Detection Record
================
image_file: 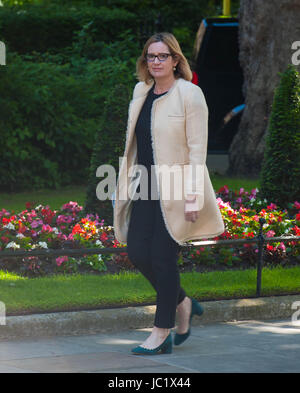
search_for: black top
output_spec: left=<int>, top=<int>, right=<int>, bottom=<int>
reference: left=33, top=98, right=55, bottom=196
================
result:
left=134, top=84, right=168, bottom=199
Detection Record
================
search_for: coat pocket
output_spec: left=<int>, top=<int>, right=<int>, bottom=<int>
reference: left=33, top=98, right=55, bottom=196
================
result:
left=168, top=114, right=185, bottom=120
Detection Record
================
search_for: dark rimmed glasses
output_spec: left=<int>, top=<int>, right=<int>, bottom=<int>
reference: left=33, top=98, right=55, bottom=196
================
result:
left=146, top=53, right=173, bottom=62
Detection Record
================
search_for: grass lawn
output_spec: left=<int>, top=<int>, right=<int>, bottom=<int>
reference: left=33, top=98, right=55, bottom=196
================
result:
left=0, top=175, right=259, bottom=214
left=0, top=185, right=87, bottom=214
left=1, top=266, right=299, bottom=316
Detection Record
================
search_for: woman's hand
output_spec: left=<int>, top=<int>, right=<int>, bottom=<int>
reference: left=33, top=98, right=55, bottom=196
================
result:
left=184, top=194, right=199, bottom=223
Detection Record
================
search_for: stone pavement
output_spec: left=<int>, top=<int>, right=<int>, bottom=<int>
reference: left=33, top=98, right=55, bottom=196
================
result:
left=0, top=319, right=299, bottom=374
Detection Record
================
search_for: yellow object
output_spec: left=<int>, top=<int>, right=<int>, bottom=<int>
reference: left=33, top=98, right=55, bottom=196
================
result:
left=223, top=0, right=231, bottom=16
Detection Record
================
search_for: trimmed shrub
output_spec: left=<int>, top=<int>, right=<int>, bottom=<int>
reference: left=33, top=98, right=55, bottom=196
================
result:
left=259, top=64, right=300, bottom=208
left=83, top=50, right=139, bottom=224
left=0, top=4, right=135, bottom=54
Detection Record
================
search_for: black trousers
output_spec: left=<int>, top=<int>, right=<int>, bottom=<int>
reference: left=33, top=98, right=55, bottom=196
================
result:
left=127, top=198, right=187, bottom=328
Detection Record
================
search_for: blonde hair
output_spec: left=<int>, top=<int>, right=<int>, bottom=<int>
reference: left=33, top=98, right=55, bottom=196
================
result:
left=136, top=32, right=193, bottom=84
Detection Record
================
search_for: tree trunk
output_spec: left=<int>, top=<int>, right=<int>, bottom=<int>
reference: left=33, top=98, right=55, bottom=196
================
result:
left=227, top=0, right=300, bottom=177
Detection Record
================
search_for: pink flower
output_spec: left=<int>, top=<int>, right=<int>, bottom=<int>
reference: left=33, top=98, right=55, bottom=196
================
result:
left=56, top=215, right=74, bottom=225
left=56, top=256, right=68, bottom=267
left=61, top=201, right=83, bottom=213
left=218, top=185, right=229, bottom=194
left=31, top=219, right=43, bottom=228
left=267, top=203, right=278, bottom=210
left=236, top=197, right=242, bottom=203
left=266, top=230, right=275, bottom=238
left=216, top=198, right=232, bottom=209
left=239, top=187, right=244, bottom=195
left=278, top=242, right=286, bottom=251
left=57, top=233, right=68, bottom=241
left=42, top=224, right=52, bottom=233
left=294, top=201, right=300, bottom=210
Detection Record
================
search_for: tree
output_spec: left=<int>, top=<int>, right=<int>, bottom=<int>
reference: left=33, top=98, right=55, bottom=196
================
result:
left=227, top=0, right=300, bottom=177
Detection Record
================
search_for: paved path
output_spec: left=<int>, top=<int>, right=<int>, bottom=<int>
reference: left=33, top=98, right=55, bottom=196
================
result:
left=0, top=319, right=299, bottom=374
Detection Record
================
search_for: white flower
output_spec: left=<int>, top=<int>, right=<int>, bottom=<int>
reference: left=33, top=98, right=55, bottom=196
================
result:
left=6, top=241, right=20, bottom=249
left=16, top=233, right=25, bottom=239
left=38, top=241, right=48, bottom=249
left=52, top=227, right=59, bottom=234
left=95, top=240, right=103, bottom=246
left=3, top=222, right=15, bottom=230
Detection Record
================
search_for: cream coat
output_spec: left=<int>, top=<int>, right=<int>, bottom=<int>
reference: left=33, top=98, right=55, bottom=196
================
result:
left=113, top=77, right=225, bottom=245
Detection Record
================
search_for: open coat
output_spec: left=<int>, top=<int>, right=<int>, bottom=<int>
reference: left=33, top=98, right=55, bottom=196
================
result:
left=113, top=77, right=225, bottom=245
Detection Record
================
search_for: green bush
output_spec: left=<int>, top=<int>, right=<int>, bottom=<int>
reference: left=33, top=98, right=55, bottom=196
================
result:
left=0, top=4, right=135, bottom=54
left=84, top=34, right=140, bottom=224
left=259, top=64, right=300, bottom=208
left=0, top=51, right=101, bottom=191
left=0, top=29, right=140, bottom=193
left=0, top=0, right=229, bottom=59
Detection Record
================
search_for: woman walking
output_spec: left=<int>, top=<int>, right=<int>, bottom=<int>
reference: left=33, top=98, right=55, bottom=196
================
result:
left=113, top=32, right=224, bottom=355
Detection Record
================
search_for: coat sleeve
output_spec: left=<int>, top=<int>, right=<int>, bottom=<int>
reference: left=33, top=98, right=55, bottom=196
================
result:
left=184, top=84, right=209, bottom=210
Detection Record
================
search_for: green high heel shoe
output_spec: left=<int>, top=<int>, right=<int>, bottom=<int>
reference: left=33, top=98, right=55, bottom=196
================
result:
left=174, top=298, right=204, bottom=346
left=131, top=333, right=172, bottom=355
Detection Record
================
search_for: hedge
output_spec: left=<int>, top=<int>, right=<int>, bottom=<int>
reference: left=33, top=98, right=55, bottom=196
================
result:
left=0, top=4, right=136, bottom=54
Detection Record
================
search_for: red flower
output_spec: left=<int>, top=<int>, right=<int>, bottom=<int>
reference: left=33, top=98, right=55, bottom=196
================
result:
left=294, top=201, right=300, bottom=210
left=72, top=223, right=85, bottom=235
left=100, top=232, right=108, bottom=242
left=41, top=208, right=56, bottom=224
left=292, top=225, right=300, bottom=236
left=18, top=220, right=26, bottom=234
left=218, top=185, right=229, bottom=194
left=296, top=213, right=300, bottom=222
left=25, top=202, right=32, bottom=210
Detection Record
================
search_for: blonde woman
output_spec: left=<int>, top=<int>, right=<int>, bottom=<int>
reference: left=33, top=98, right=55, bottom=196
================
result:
left=113, top=32, right=224, bottom=355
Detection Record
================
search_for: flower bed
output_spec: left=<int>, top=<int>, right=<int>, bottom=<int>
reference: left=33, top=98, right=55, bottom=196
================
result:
left=0, top=187, right=299, bottom=277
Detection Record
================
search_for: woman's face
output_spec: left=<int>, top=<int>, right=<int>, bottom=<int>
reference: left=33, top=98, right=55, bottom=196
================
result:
left=146, top=41, right=178, bottom=81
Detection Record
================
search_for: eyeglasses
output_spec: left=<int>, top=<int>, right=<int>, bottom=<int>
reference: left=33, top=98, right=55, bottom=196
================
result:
left=146, top=53, right=173, bottom=62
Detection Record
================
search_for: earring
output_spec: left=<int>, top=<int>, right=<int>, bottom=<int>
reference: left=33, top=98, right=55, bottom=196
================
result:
left=173, top=66, right=176, bottom=71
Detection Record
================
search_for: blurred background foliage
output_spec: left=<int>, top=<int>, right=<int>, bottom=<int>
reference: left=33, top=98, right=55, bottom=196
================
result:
left=0, top=0, right=240, bottom=221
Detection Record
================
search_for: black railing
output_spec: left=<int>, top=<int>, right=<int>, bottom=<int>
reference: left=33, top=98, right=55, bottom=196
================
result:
left=1, top=218, right=299, bottom=297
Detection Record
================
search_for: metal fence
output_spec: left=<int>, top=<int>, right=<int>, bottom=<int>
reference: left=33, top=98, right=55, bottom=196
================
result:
left=1, top=217, right=299, bottom=297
